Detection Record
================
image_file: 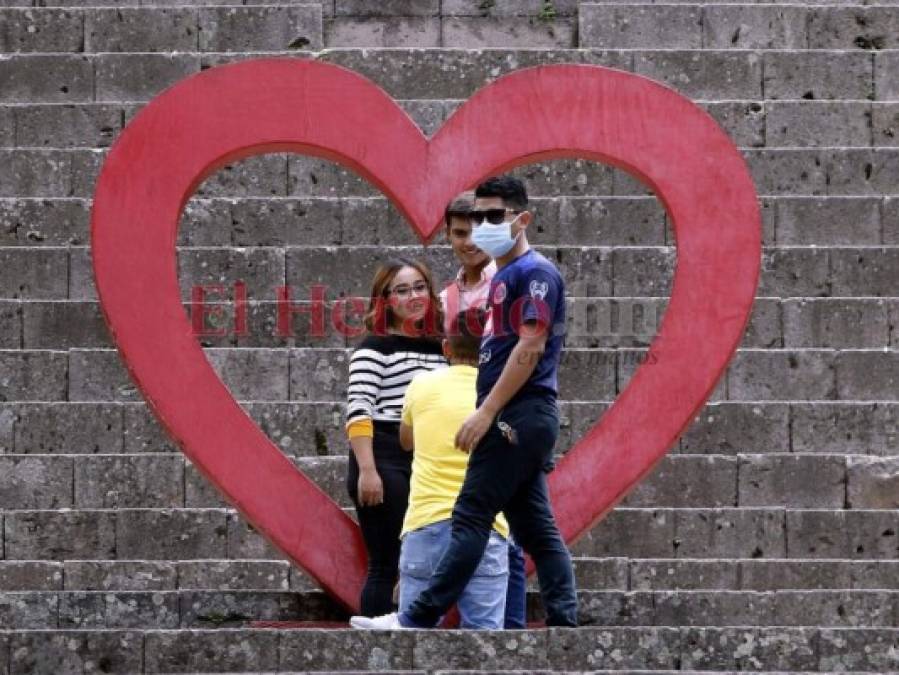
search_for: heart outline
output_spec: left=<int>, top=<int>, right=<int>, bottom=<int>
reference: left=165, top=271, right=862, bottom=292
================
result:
left=91, top=58, right=760, bottom=612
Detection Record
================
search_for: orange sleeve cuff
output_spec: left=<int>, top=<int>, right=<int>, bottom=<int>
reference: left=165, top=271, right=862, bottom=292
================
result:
left=346, top=418, right=374, bottom=439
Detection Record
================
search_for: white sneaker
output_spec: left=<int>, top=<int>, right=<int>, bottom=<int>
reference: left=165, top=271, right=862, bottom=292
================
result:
left=349, top=612, right=408, bottom=630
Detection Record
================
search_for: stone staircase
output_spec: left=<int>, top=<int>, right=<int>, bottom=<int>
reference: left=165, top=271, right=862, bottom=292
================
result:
left=1, top=0, right=899, bottom=672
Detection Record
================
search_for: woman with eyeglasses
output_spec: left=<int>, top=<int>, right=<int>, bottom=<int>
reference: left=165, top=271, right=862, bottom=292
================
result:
left=345, top=257, right=447, bottom=617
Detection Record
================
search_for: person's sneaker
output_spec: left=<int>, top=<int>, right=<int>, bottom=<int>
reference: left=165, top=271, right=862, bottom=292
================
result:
left=349, top=612, right=408, bottom=630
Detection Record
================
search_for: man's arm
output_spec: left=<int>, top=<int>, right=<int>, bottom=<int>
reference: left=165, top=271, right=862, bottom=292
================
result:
left=399, top=422, right=414, bottom=451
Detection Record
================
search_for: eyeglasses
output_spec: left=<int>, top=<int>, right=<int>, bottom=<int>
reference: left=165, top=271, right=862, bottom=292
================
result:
left=467, top=208, right=521, bottom=227
left=388, top=281, right=429, bottom=299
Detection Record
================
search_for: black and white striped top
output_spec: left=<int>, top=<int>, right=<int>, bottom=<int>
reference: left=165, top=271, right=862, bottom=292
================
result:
left=346, top=334, right=447, bottom=425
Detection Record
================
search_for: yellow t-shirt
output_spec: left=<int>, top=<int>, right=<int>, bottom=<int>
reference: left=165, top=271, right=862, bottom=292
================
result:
left=400, top=364, right=509, bottom=538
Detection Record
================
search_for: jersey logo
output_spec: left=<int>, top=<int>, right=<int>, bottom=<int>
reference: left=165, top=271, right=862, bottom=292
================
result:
left=492, top=282, right=507, bottom=305
left=529, top=279, right=549, bottom=300
left=479, top=349, right=491, bottom=365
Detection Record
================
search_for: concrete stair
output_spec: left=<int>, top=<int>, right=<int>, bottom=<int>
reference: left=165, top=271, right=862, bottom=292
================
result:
left=0, top=0, right=898, bottom=672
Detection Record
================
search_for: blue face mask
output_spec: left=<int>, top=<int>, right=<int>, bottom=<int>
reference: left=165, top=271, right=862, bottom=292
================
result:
left=471, top=213, right=521, bottom=258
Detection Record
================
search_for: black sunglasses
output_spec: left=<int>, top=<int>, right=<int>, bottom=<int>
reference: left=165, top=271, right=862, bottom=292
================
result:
left=467, top=208, right=520, bottom=226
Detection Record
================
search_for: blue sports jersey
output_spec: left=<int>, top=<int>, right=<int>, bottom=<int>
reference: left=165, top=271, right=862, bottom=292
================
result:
left=476, top=249, right=566, bottom=406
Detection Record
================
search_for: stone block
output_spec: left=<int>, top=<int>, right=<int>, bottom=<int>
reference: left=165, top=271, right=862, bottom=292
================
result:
left=557, top=350, right=616, bottom=401
left=679, top=402, right=789, bottom=455
left=772, top=590, right=892, bottom=628
left=70, top=148, right=105, bottom=198
left=653, top=590, right=774, bottom=627
left=766, top=101, right=872, bottom=147
left=15, top=103, right=122, bottom=148
left=63, top=561, right=177, bottom=590
left=739, top=559, right=851, bottom=591
left=180, top=589, right=333, bottom=627
left=23, top=301, right=112, bottom=349
left=0, top=302, right=22, bottom=349
left=280, top=629, right=415, bottom=671
left=783, top=299, right=888, bottom=348
left=610, top=247, right=672, bottom=297
left=244, top=402, right=345, bottom=457
left=0, top=561, right=62, bottom=590
left=335, top=0, right=438, bottom=16
left=443, top=0, right=579, bottom=16
left=144, top=629, right=278, bottom=673
left=875, top=51, right=899, bottom=101
left=763, top=51, right=873, bottom=101
left=825, top=148, right=899, bottom=196
left=758, top=247, right=830, bottom=297
left=10, top=630, right=144, bottom=674
left=178, top=198, right=232, bottom=246
left=117, top=509, right=228, bottom=559
left=341, top=197, right=421, bottom=247
left=738, top=454, right=846, bottom=508
left=0, top=54, right=94, bottom=103
left=86, top=7, right=197, bottom=52
left=199, top=6, right=323, bottom=51
left=59, top=589, right=179, bottom=629
left=184, top=459, right=229, bottom=508
left=704, top=5, right=806, bottom=49
left=0, top=149, right=72, bottom=197
left=874, top=103, right=899, bottom=147
left=745, top=149, right=826, bottom=196
left=702, top=100, right=765, bottom=148
left=442, top=16, right=574, bottom=49
left=836, top=351, right=899, bottom=400
left=226, top=511, right=284, bottom=559
left=0, top=106, right=14, bottom=146
left=786, top=510, right=898, bottom=558
left=0, top=199, right=90, bottom=246
left=68, top=349, right=139, bottom=402
left=681, top=627, right=817, bottom=671
left=580, top=4, right=700, bottom=49
left=776, top=197, right=881, bottom=245
left=0, top=591, right=56, bottom=628
left=74, top=454, right=185, bottom=508
left=413, top=630, right=547, bottom=670
left=673, top=508, right=786, bottom=558
left=565, top=298, right=664, bottom=349
left=727, top=350, right=836, bottom=401
left=229, top=198, right=340, bottom=247
left=0, top=455, right=73, bottom=509
left=0, top=405, right=14, bottom=453
left=398, top=99, right=459, bottom=139
left=792, top=402, right=899, bottom=455
left=0, top=351, right=67, bottom=401
left=634, top=51, right=762, bottom=99
left=287, top=155, right=377, bottom=197
left=123, top=402, right=179, bottom=453
left=818, top=628, right=899, bottom=672
left=808, top=6, right=899, bottom=49
left=741, top=297, right=782, bottom=349
left=549, top=626, right=678, bottom=668
left=568, top=558, right=628, bottom=591
left=5, top=510, right=116, bottom=559
left=177, top=248, right=285, bottom=302
left=95, top=53, right=200, bottom=102
left=850, top=561, right=899, bottom=589
left=326, top=16, right=439, bottom=48
left=574, top=508, right=675, bottom=558
left=630, top=560, right=738, bottom=591
left=288, top=348, right=348, bottom=401
left=847, top=456, right=899, bottom=509
left=830, top=247, right=899, bottom=296
left=209, top=348, right=291, bottom=401
left=532, top=196, right=665, bottom=246
left=0, top=8, right=83, bottom=52
left=513, top=158, right=616, bottom=198
left=15, top=402, right=123, bottom=454
left=177, top=560, right=290, bottom=591
left=196, top=153, right=289, bottom=197
left=622, top=455, right=737, bottom=508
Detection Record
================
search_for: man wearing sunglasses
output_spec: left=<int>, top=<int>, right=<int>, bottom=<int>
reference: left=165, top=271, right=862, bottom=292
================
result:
left=352, top=175, right=577, bottom=630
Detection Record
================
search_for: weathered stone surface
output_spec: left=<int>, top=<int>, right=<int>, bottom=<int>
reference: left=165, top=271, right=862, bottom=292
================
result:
left=116, top=509, right=228, bottom=559
left=199, top=5, right=323, bottom=51
left=16, top=104, right=121, bottom=148
left=580, top=4, right=700, bottom=49
left=180, top=589, right=336, bottom=627
left=59, top=589, right=180, bottom=629
left=5, top=511, right=116, bottom=559
left=10, top=630, right=143, bottom=673
left=226, top=511, right=284, bottom=559
left=178, top=198, right=232, bottom=246
left=634, top=51, right=762, bottom=99
left=177, top=560, right=290, bottom=591
left=766, top=101, right=872, bottom=148
left=281, top=629, right=415, bottom=671
left=758, top=248, right=830, bottom=297
left=740, top=559, right=851, bottom=591
left=808, top=6, right=899, bottom=50
left=574, top=509, right=675, bottom=558
left=64, top=560, right=177, bottom=591
left=630, top=560, right=738, bottom=591
left=0, top=302, right=21, bottom=349
left=745, top=149, right=826, bottom=196
left=94, top=53, right=200, bottom=102
left=847, top=456, right=899, bottom=508
left=533, top=196, right=665, bottom=246
left=0, top=8, right=83, bottom=52
left=74, top=454, right=185, bottom=508
left=144, top=629, right=279, bottom=673
left=674, top=508, right=786, bottom=559
left=703, top=100, right=765, bottom=148
left=609, top=247, right=672, bottom=297
left=243, top=401, right=346, bottom=457
left=414, top=630, right=548, bottom=670
left=680, top=403, right=789, bottom=455
left=0, top=150, right=71, bottom=198
left=326, top=16, right=439, bottom=48
left=335, top=0, right=438, bottom=16
left=819, top=627, right=899, bottom=672
left=13, top=403, right=122, bottom=454
left=875, top=51, right=899, bottom=101
left=288, top=348, right=348, bottom=401
left=775, top=197, right=881, bottom=245
left=791, top=403, right=899, bottom=455
left=0, top=54, right=93, bottom=103
left=123, top=403, right=179, bottom=453
left=783, top=299, right=887, bottom=348
left=68, top=349, right=140, bottom=402
left=548, top=626, right=679, bottom=669
left=831, top=248, right=899, bottom=296
left=557, top=349, right=617, bottom=401
left=704, top=5, right=806, bottom=49
left=764, top=51, right=873, bottom=101
left=23, top=301, right=112, bottom=349
left=727, top=350, right=836, bottom=401
left=0, top=351, right=67, bottom=402
left=444, top=0, right=579, bottom=16
left=825, top=149, right=899, bottom=197
left=622, top=455, right=737, bottom=508
left=875, top=103, right=899, bottom=146
left=836, top=351, right=899, bottom=400
left=738, top=454, right=846, bottom=508
left=0, top=199, right=89, bottom=249
left=849, top=560, right=899, bottom=589
left=0, top=455, right=73, bottom=509
left=204, top=348, right=290, bottom=401
left=787, top=510, right=898, bottom=558
left=0, top=561, right=62, bottom=591
left=741, top=298, right=782, bottom=349
left=178, top=247, right=285, bottom=302
left=681, top=627, right=817, bottom=671
left=85, top=7, right=197, bottom=52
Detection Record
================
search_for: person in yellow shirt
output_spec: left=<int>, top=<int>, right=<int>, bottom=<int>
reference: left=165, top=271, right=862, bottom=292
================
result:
left=397, top=309, right=510, bottom=629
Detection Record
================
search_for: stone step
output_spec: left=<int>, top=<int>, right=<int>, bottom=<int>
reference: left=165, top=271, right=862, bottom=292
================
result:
left=1, top=452, right=896, bottom=511
left=2, top=588, right=899, bottom=629
left=2, top=557, right=898, bottom=593
left=2, top=507, right=896, bottom=561
left=0, top=400, right=896, bottom=457
left=0, top=626, right=896, bottom=673
left=0, top=50, right=895, bottom=104
left=579, top=3, right=899, bottom=50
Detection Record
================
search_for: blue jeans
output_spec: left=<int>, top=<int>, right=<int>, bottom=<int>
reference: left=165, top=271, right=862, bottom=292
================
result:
left=401, top=394, right=577, bottom=628
left=504, top=539, right=527, bottom=628
left=398, top=519, right=509, bottom=629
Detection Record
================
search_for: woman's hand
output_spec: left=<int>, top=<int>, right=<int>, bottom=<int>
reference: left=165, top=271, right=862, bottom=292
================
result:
left=358, top=467, right=384, bottom=507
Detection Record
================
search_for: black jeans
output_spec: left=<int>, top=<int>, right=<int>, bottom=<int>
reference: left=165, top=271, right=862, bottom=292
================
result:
left=346, top=421, right=411, bottom=617
left=402, top=394, right=578, bottom=627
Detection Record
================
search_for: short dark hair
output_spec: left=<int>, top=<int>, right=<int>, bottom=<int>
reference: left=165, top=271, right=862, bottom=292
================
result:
left=447, top=309, right=485, bottom=361
left=444, top=190, right=475, bottom=228
left=474, top=175, right=528, bottom=211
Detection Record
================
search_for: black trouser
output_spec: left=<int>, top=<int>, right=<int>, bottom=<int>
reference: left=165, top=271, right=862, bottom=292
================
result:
left=346, top=420, right=411, bottom=617
left=402, top=394, right=578, bottom=627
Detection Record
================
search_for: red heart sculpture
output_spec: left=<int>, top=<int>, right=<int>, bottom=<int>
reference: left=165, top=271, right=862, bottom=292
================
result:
left=91, top=59, right=760, bottom=612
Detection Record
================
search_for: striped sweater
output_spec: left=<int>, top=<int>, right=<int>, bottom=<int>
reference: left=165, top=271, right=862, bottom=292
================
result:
left=346, top=334, right=447, bottom=428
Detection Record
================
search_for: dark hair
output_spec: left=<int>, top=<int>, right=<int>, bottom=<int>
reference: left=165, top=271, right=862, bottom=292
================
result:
left=363, top=257, right=444, bottom=336
left=446, top=309, right=485, bottom=361
left=444, top=190, right=475, bottom=228
left=474, top=175, right=528, bottom=211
